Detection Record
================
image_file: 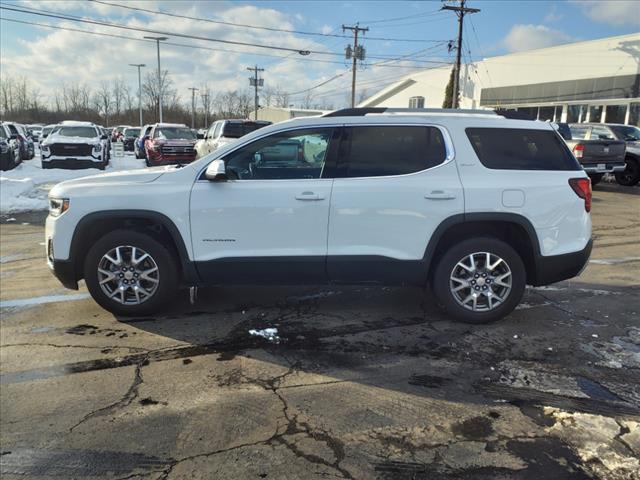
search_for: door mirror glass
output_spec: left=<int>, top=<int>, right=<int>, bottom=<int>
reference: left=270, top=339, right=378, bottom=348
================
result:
left=205, top=159, right=227, bottom=181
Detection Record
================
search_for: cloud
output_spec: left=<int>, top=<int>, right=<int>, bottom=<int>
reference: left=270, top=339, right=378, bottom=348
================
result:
left=320, top=24, right=333, bottom=35
left=0, top=1, right=346, bottom=109
left=503, top=24, right=574, bottom=53
left=544, top=5, right=563, bottom=23
left=571, top=0, right=640, bottom=26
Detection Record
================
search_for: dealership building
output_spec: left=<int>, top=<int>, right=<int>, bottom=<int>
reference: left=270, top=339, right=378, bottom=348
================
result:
left=360, top=32, right=639, bottom=126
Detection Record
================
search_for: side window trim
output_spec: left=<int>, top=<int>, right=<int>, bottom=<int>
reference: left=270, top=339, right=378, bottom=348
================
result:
left=334, top=124, right=454, bottom=180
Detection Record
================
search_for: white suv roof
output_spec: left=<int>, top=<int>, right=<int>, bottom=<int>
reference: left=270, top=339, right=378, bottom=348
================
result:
left=60, top=120, right=96, bottom=126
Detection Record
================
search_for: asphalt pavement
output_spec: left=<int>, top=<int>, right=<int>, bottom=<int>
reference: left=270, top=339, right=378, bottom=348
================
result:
left=1, top=183, right=639, bottom=480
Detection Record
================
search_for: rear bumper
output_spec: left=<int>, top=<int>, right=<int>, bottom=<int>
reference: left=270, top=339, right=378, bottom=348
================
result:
left=582, top=162, right=626, bottom=173
left=532, top=239, right=593, bottom=286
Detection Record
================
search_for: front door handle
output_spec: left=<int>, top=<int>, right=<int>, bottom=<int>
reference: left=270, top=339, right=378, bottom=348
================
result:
left=425, top=190, right=456, bottom=200
left=295, top=191, right=324, bottom=201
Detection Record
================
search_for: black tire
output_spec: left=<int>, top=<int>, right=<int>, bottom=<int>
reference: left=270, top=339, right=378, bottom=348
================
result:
left=41, top=162, right=50, bottom=169
left=84, top=230, right=179, bottom=316
left=1, top=150, right=16, bottom=171
left=588, top=173, right=604, bottom=186
left=614, top=158, right=640, bottom=187
left=432, top=237, right=526, bottom=324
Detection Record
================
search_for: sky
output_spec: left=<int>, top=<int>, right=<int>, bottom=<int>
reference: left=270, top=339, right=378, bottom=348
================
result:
left=1, top=0, right=639, bottom=110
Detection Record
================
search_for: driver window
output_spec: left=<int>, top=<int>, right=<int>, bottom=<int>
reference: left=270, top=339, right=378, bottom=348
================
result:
left=223, top=128, right=333, bottom=180
left=207, top=123, right=217, bottom=139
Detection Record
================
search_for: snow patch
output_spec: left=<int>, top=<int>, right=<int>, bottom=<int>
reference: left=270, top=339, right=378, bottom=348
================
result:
left=0, top=293, right=91, bottom=308
left=248, top=327, right=280, bottom=343
left=0, top=153, right=146, bottom=213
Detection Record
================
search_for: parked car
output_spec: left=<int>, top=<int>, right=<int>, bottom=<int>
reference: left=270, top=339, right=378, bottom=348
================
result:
left=122, top=127, right=141, bottom=152
left=555, top=123, right=626, bottom=185
left=134, top=124, right=153, bottom=159
left=4, top=122, right=34, bottom=160
left=0, top=122, right=22, bottom=170
left=27, top=124, right=43, bottom=142
left=40, top=121, right=109, bottom=170
left=99, top=127, right=112, bottom=164
left=111, top=125, right=129, bottom=142
left=195, top=119, right=271, bottom=158
left=580, top=123, right=640, bottom=187
left=40, top=124, right=60, bottom=142
left=46, top=108, right=592, bottom=322
left=144, top=123, right=197, bottom=166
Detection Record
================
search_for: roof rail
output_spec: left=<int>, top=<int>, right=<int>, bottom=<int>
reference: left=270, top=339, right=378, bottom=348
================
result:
left=324, top=107, right=499, bottom=117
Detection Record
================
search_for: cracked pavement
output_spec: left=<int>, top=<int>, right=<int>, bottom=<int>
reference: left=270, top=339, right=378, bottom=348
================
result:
left=1, top=184, right=639, bottom=479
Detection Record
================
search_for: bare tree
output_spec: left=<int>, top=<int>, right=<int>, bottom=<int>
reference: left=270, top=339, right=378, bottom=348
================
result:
left=112, top=77, right=126, bottom=117
left=95, top=81, right=113, bottom=126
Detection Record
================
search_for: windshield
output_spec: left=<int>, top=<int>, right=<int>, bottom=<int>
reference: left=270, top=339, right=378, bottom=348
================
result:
left=154, top=127, right=195, bottom=140
left=611, top=125, right=640, bottom=142
left=56, top=126, right=97, bottom=138
left=221, top=122, right=269, bottom=139
left=124, top=128, right=140, bottom=137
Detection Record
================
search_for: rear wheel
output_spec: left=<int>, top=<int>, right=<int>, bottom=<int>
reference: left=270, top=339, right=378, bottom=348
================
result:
left=432, top=237, right=526, bottom=323
left=615, top=158, right=640, bottom=186
left=83, top=230, right=178, bottom=316
left=588, top=173, right=604, bottom=186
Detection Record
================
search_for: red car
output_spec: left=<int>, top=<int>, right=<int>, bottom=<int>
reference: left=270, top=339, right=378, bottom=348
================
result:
left=144, top=123, right=198, bottom=166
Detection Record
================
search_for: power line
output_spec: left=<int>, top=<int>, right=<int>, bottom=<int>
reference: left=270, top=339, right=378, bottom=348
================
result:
left=0, top=3, right=337, bottom=56
left=358, top=10, right=446, bottom=24
left=0, top=16, right=450, bottom=70
left=89, top=0, right=446, bottom=43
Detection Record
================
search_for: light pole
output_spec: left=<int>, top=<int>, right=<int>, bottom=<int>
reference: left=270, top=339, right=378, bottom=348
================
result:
left=143, top=36, right=168, bottom=122
left=129, top=63, right=145, bottom=128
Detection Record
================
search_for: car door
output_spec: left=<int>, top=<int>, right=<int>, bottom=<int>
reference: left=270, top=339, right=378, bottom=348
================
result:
left=190, top=126, right=339, bottom=284
left=326, top=124, right=464, bottom=284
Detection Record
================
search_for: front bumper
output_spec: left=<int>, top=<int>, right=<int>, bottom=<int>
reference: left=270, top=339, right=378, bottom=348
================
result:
left=532, top=239, right=593, bottom=286
left=49, top=259, right=79, bottom=290
left=147, top=153, right=196, bottom=166
left=42, top=155, right=103, bottom=169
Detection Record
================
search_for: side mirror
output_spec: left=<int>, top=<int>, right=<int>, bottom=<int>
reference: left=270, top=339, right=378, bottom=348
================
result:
left=100, top=134, right=108, bottom=140
left=205, top=159, right=227, bottom=181
left=197, top=132, right=204, bottom=140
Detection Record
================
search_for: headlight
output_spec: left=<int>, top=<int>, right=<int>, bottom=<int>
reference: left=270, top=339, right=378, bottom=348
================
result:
left=41, top=145, right=50, bottom=153
left=93, top=143, right=102, bottom=152
left=49, top=198, right=70, bottom=217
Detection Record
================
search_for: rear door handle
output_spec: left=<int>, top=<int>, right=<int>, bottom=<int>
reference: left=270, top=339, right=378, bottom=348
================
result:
left=425, top=190, right=456, bottom=200
left=295, top=191, right=324, bottom=201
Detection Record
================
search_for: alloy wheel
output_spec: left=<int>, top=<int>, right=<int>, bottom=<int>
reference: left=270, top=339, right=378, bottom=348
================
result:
left=97, top=245, right=159, bottom=305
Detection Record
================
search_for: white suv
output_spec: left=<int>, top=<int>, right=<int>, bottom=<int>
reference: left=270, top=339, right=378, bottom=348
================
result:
left=46, top=108, right=592, bottom=322
left=40, top=121, right=109, bottom=170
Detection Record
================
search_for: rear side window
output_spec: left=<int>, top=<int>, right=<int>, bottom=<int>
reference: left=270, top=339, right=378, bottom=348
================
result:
left=337, top=126, right=446, bottom=178
left=466, top=128, right=580, bottom=171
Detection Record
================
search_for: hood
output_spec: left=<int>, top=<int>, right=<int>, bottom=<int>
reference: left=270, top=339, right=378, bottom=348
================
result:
left=45, top=134, right=100, bottom=145
left=49, top=167, right=170, bottom=197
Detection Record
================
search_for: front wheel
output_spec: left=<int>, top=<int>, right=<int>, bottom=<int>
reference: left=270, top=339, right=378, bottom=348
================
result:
left=432, top=237, right=526, bottom=324
left=615, top=158, right=640, bottom=186
left=84, top=230, right=178, bottom=316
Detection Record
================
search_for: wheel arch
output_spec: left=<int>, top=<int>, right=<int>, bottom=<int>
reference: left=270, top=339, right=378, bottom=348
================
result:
left=424, top=213, right=541, bottom=285
left=69, top=210, right=199, bottom=285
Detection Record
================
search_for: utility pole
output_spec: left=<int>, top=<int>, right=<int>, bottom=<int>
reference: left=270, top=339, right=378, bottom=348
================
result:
left=201, top=92, right=210, bottom=128
left=129, top=63, right=145, bottom=128
left=247, top=65, right=264, bottom=120
left=442, top=0, right=479, bottom=109
left=188, top=87, right=199, bottom=128
left=342, top=24, right=368, bottom=108
left=143, top=36, right=168, bottom=121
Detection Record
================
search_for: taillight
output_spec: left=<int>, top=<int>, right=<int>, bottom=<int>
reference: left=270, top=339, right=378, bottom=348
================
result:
left=569, top=178, right=591, bottom=212
left=572, top=144, right=584, bottom=159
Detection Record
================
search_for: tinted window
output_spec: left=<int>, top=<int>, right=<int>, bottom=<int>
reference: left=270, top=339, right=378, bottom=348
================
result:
left=610, top=125, right=640, bottom=141
left=124, top=128, right=140, bottom=137
left=154, top=127, right=195, bottom=140
left=221, top=122, right=269, bottom=138
left=466, top=128, right=580, bottom=171
left=337, top=126, right=446, bottom=178
left=223, top=128, right=333, bottom=180
left=0, top=127, right=7, bottom=140
left=56, top=126, right=98, bottom=138
left=591, top=125, right=615, bottom=140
